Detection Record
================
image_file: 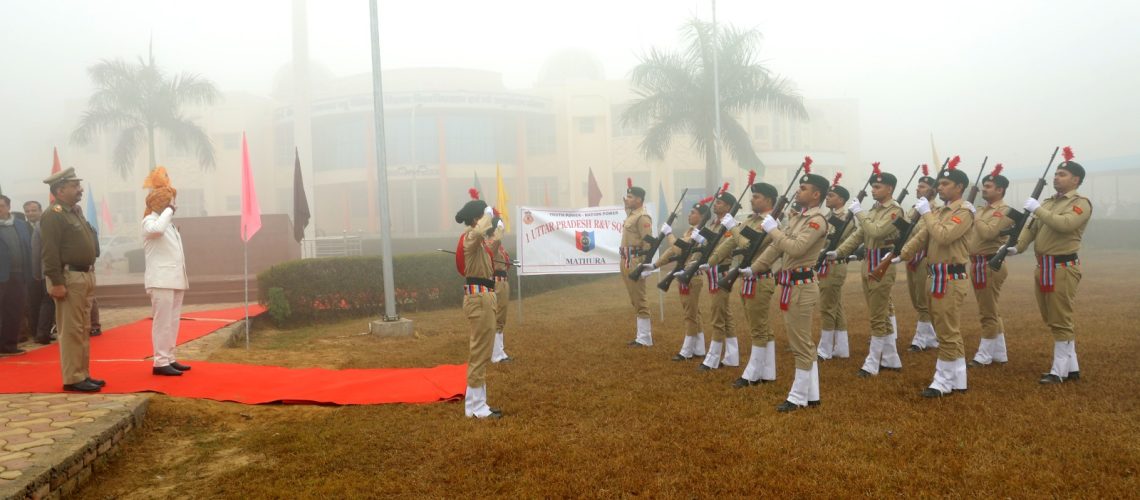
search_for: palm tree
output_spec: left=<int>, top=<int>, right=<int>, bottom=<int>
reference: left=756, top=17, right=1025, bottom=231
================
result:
left=621, top=18, right=808, bottom=193
left=71, top=45, right=220, bottom=177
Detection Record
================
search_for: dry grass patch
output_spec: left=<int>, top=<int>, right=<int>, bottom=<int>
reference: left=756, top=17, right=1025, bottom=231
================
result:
left=80, top=251, right=1140, bottom=498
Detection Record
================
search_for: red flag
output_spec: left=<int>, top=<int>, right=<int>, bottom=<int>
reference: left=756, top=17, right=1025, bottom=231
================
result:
left=99, top=198, right=115, bottom=233
left=240, top=133, right=261, bottom=242
left=49, top=147, right=62, bottom=203
left=292, top=148, right=310, bottom=242
left=587, top=168, right=602, bottom=207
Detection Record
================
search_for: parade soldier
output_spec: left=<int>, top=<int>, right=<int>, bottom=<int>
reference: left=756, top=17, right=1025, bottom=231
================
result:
left=895, top=161, right=975, bottom=398
left=905, top=166, right=940, bottom=352
left=641, top=197, right=713, bottom=361
left=829, top=163, right=905, bottom=378
left=966, top=164, right=1015, bottom=367
left=816, top=173, right=855, bottom=361
left=1007, top=147, right=1092, bottom=384
left=714, top=182, right=781, bottom=387
left=489, top=233, right=513, bottom=363
left=455, top=189, right=505, bottom=418
left=694, top=188, right=740, bottom=370
left=620, top=179, right=655, bottom=347
left=750, top=170, right=830, bottom=411
left=39, top=168, right=103, bottom=392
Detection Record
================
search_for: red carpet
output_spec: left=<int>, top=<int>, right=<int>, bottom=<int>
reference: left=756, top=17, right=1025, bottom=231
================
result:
left=0, top=305, right=465, bottom=405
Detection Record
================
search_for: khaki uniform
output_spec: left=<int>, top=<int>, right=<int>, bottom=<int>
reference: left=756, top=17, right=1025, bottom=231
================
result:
left=834, top=200, right=904, bottom=337
left=818, top=207, right=855, bottom=331
left=461, top=214, right=500, bottom=388
left=490, top=241, right=511, bottom=331
left=704, top=220, right=738, bottom=344
left=619, top=207, right=653, bottom=318
left=710, top=213, right=777, bottom=347
left=1014, top=191, right=1092, bottom=342
left=966, top=199, right=1015, bottom=340
left=754, top=206, right=829, bottom=370
left=904, top=205, right=934, bottom=324
left=39, top=202, right=98, bottom=385
left=655, top=229, right=704, bottom=337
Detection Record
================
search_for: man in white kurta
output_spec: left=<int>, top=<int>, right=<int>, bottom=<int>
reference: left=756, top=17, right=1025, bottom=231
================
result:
left=142, top=202, right=190, bottom=376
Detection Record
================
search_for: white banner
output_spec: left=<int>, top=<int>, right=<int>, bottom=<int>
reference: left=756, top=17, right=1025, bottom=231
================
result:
left=515, top=205, right=654, bottom=276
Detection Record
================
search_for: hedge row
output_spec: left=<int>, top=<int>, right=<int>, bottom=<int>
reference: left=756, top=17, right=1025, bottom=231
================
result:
left=257, top=253, right=604, bottom=325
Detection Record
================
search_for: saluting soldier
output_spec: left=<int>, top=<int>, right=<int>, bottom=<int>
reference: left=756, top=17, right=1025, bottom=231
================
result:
left=966, top=164, right=1015, bottom=367
left=693, top=188, right=740, bottom=371
left=829, top=163, right=905, bottom=378
left=620, top=179, right=655, bottom=347
left=750, top=170, right=830, bottom=412
left=640, top=197, right=713, bottom=361
left=455, top=189, right=505, bottom=419
left=39, top=168, right=103, bottom=392
left=904, top=166, right=940, bottom=352
left=1006, top=147, right=1092, bottom=384
left=714, top=182, right=781, bottom=387
left=895, top=161, right=975, bottom=397
left=489, top=234, right=513, bottom=363
left=816, top=173, right=855, bottom=361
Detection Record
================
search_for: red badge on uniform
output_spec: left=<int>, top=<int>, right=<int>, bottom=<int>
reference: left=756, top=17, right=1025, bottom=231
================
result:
left=993, top=211, right=1002, bottom=217
left=809, top=221, right=820, bottom=230
left=951, top=216, right=962, bottom=224
left=890, top=213, right=897, bottom=220
left=1073, top=205, right=1083, bottom=215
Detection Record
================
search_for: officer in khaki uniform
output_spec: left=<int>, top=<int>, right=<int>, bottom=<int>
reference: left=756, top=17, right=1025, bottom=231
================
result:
left=39, top=168, right=103, bottom=392
left=966, top=164, right=1016, bottom=367
left=642, top=198, right=713, bottom=361
left=830, top=163, right=905, bottom=377
left=694, top=191, right=740, bottom=370
left=714, top=182, right=781, bottom=387
left=489, top=237, right=512, bottom=363
left=751, top=171, right=830, bottom=412
left=620, top=180, right=654, bottom=347
left=456, top=191, right=505, bottom=419
left=816, top=174, right=855, bottom=360
left=1008, top=150, right=1092, bottom=384
left=904, top=168, right=940, bottom=352
left=897, top=162, right=975, bottom=398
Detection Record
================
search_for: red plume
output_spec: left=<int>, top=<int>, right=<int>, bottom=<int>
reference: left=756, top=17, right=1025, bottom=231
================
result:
left=921, top=164, right=929, bottom=176
left=627, top=177, right=633, bottom=189
left=804, top=156, right=814, bottom=172
left=872, top=162, right=881, bottom=175
left=698, top=195, right=715, bottom=206
left=468, top=188, right=480, bottom=200
left=492, top=208, right=501, bottom=217
left=719, top=182, right=730, bottom=194
left=746, top=169, right=756, bottom=186
left=1062, top=146, right=1074, bottom=162
left=989, top=163, right=1004, bottom=177
left=832, top=172, right=843, bottom=187
left=948, top=156, right=961, bottom=170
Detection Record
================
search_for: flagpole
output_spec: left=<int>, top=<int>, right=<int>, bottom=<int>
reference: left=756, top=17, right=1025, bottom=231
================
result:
left=711, top=0, right=723, bottom=191
left=244, top=242, right=250, bottom=350
left=369, top=0, right=398, bottom=322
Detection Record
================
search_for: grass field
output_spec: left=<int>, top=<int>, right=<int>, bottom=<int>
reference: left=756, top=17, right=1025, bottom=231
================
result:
left=79, top=250, right=1140, bottom=498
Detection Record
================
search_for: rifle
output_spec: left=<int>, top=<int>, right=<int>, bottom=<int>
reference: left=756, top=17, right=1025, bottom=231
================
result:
left=628, top=188, right=689, bottom=280
left=718, top=165, right=805, bottom=290
left=989, top=146, right=1061, bottom=271
left=676, top=173, right=764, bottom=287
left=870, top=156, right=952, bottom=281
left=965, top=156, right=989, bottom=205
left=894, top=163, right=924, bottom=206
left=656, top=211, right=713, bottom=292
left=814, top=174, right=872, bottom=271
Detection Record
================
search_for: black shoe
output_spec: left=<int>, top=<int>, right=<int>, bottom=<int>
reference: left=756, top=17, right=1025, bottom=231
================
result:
left=627, top=340, right=648, bottom=347
left=152, top=365, right=183, bottom=376
left=89, top=327, right=102, bottom=337
left=492, top=356, right=512, bottom=363
left=920, top=388, right=947, bottom=398
left=86, top=377, right=106, bottom=387
left=732, top=378, right=757, bottom=389
left=63, top=380, right=102, bottom=392
left=808, top=400, right=821, bottom=407
left=1067, top=371, right=1080, bottom=381
left=671, top=353, right=693, bottom=361
left=35, top=337, right=53, bottom=345
left=967, top=360, right=986, bottom=368
left=856, top=369, right=873, bottom=378
left=472, top=409, right=503, bottom=420
left=881, top=366, right=902, bottom=372
left=907, top=345, right=923, bottom=352
left=696, top=364, right=716, bottom=372
left=776, top=400, right=805, bottom=413
left=0, top=348, right=26, bottom=355
left=170, top=361, right=192, bottom=371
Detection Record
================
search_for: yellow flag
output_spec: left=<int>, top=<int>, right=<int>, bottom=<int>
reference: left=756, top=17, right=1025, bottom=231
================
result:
left=930, top=133, right=941, bottom=170
left=496, top=163, right=510, bottom=232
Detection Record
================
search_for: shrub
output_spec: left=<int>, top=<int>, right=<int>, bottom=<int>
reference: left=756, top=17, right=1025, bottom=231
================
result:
left=266, top=287, right=292, bottom=326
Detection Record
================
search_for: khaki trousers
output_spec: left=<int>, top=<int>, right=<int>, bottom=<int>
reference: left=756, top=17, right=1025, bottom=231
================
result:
left=930, top=279, right=967, bottom=361
left=782, top=283, right=820, bottom=370
left=1034, top=264, right=1081, bottom=342
left=906, top=258, right=932, bottom=322
left=861, top=266, right=896, bottom=337
left=463, top=291, right=496, bottom=387
left=709, top=281, right=736, bottom=342
left=969, top=262, right=1008, bottom=338
left=494, top=279, right=510, bottom=332
left=621, top=264, right=650, bottom=318
left=680, top=274, right=704, bottom=336
left=50, top=270, right=94, bottom=385
left=740, top=278, right=776, bottom=346
left=818, top=263, right=848, bottom=330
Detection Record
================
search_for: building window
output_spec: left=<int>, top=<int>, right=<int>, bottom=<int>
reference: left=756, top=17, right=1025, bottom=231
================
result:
left=445, top=115, right=516, bottom=164
left=526, top=115, right=556, bottom=155
left=313, top=114, right=369, bottom=171
left=576, top=117, right=596, bottom=134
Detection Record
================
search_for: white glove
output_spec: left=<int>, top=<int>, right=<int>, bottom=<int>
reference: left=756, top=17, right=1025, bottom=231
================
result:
left=672, top=269, right=686, bottom=277
left=691, top=232, right=706, bottom=245
left=914, top=197, right=931, bottom=216
left=1024, top=198, right=1041, bottom=214
left=698, top=263, right=710, bottom=272
left=962, top=201, right=976, bottom=214
left=660, top=223, right=672, bottom=236
left=740, top=267, right=754, bottom=278
left=760, top=214, right=778, bottom=233
left=890, top=255, right=901, bottom=264
left=484, top=206, right=494, bottom=217
left=847, top=200, right=862, bottom=215
left=639, top=264, right=655, bottom=278
left=1003, top=246, right=1018, bottom=257
left=496, top=220, right=505, bottom=230
left=825, top=250, right=838, bottom=261
left=720, top=213, right=738, bottom=230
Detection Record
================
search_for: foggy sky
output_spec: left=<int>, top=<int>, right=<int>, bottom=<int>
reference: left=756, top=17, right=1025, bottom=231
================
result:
left=2, top=0, right=1138, bottom=185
